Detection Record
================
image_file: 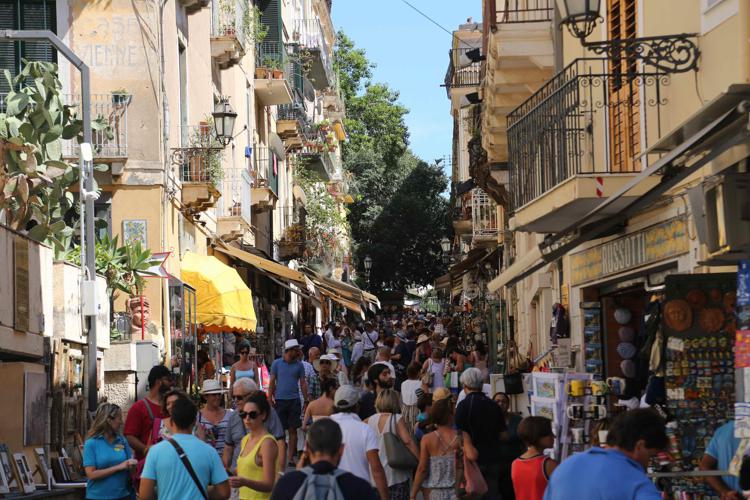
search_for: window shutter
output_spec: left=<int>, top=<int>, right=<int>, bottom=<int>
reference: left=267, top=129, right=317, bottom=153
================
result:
left=260, top=0, right=281, bottom=44
left=0, top=1, right=16, bottom=94
left=606, top=0, right=640, bottom=173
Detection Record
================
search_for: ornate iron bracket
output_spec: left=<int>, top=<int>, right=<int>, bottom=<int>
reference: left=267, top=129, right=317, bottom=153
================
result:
left=584, top=33, right=700, bottom=74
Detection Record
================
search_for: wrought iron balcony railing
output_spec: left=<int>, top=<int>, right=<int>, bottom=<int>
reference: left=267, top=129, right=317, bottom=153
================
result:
left=252, top=146, right=279, bottom=194
left=0, top=93, right=129, bottom=158
left=211, top=0, right=248, bottom=51
left=217, top=167, right=251, bottom=222
left=444, top=47, right=482, bottom=93
left=507, top=58, right=667, bottom=210
left=495, top=0, right=553, bottom=24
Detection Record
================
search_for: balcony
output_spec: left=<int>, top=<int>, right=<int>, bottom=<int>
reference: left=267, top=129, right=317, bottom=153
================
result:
left=508, top=59, right=665, bottom=233
left=277, top=104, right=307, bottom=149
left=179, top=0, right=210, bottom=14
left=453, top=192, right=473, bottom=236
left=481, top=0, right=555, bottom=164
left=173, top=125, right=222, bottom=213
left=444, top=47, right=482, bottom=108
left=216, top=168, right=252, bottom=242
left=211, top=0, right=247, bottom=68
left=291, top=19, right=334, bottom=90
left=1, top=93, right=129, bottom=163
left=254, top=42, right=294, bottom=106
left=298, top=143, right=336, bottom=182
left=471, top=188, right=499, bottom=247
left=323, top=73, right=346, bottom=123
left=251, top=146, right=278, bottom=212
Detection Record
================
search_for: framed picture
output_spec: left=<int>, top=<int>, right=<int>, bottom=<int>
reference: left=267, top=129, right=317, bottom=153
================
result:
left=0, top=445, right=18, bottom=492
left=532, top=372, right=561, bottom=399
left=0, top=458, right=9, bottom=494
left=13, top=453, right=35, bottom=494
left=34, top=448, right=51, bottom=486
left=24, top=372, right=47, bottom=445
left=123, top=219, right=148, bottom=247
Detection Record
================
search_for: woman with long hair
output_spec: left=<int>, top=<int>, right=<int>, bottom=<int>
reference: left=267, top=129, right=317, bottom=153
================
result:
left=365, top=389, right=419, bottom=500
left=302, top=378, right=337, bottom=431
left=150, top=389, right=205, bottom=444
left=83, top=402, right=136, bottom=500
left=411, top=397, right=479, bottom=500
left=229, top=391, right=279, bottom=499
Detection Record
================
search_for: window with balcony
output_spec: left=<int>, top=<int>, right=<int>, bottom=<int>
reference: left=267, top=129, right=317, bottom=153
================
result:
left=495, top=0, right=553, bottom=25
left=471, top=188, right=499, bottom=245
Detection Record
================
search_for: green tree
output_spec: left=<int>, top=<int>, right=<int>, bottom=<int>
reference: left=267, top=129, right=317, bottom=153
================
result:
left=334, top=31, right=373, bottom=102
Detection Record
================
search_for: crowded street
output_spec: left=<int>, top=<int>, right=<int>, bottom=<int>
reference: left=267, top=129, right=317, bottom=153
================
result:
left=1, top=0, right=750, bottom=499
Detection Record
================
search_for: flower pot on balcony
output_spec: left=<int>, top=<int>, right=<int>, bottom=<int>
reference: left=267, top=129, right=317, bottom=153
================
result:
left=184, top=154, right=208, bottom=183
left=271, top=69, right=284, bottom=79
left=112, top=93, right=132, bottom=106
left=255, top=67, right=270, bottom=79
left=230, top=203, right=242, bottom=217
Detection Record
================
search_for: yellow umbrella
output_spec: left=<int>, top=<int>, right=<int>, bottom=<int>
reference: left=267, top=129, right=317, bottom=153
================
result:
left=181, top=251, right=257, bottom=332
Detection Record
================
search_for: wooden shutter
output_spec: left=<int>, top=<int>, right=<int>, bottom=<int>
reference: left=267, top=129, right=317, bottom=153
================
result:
left=0, top=1, right=17, bottom=94
left=607, top=0, right=640, bottom=173
left=260, top=0, right=281, bottom=44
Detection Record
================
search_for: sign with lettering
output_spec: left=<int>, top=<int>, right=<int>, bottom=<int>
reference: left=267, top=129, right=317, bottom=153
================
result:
left=570, top=217, right=689, bottom=285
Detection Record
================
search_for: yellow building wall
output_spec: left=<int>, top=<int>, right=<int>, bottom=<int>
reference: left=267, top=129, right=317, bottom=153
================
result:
left=0, top=362, right=47, bottom=457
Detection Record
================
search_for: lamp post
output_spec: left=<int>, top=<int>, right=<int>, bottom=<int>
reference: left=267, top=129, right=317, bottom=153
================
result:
left=558, top=0, right=699, bottom=74
left=212, top=96, right=237, bottom=147
left=440, top=237, right=451, bottom=266
left=364, top=255, right=372, bottom=288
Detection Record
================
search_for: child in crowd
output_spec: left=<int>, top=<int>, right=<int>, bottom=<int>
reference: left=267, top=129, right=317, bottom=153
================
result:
left=511, top=416, right=558, bottom=500
left=413, top=393, right=434, bottom=447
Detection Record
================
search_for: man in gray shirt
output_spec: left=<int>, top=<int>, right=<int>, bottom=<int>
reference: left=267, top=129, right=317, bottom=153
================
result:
left=222, top=378, right=285, bottom=473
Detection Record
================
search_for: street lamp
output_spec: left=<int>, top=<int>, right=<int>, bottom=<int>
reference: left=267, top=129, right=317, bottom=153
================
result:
left=559, top=0, right=699, bottom=74
left=440, top=237, right=451, bottom=255
left=363, top=254, right=372, bottom=285
left=212, top=96, right=237, bottom=146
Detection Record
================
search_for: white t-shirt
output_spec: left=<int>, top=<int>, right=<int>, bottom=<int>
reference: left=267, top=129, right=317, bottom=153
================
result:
left=330, top=412, right=379, bottom=482
left=351, top=341, right=364, bottom=364
left=401, top=379, right=422, bottom=406
left=456, top=384, right=493, bottom=405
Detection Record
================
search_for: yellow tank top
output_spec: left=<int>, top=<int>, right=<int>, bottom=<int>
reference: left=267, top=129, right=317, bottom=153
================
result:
left=237, top=433, right=277, bottom=500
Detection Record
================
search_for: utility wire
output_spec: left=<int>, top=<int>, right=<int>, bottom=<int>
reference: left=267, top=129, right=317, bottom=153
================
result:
left=398, top=0, right=476, bottom=49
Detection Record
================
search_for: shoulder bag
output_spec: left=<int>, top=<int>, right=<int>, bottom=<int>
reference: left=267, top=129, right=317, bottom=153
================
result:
left=131, top=400, right=156, bottom=490
left=460, top=398, right=488, bottom=499
left=420, top=359, right=434, bottom=387
left=166, top=437, right=208, bottom=500
left=383, top=414, right=418, bottom=470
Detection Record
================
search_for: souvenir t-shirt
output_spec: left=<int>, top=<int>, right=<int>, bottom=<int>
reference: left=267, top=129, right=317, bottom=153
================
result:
left=83, top=434, right=133, bottom=499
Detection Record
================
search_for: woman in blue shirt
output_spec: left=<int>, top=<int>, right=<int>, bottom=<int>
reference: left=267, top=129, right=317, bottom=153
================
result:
left=83, top=402, right=136, bottom=500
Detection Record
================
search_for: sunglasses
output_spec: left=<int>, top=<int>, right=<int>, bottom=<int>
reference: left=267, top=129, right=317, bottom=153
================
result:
left=320, top=360, right=332, bottom=365
left=233, top=393, right=248, bottom=400
left=240, top=410, right=260, bottom=420
left=239, top=350, right=249, bottom=355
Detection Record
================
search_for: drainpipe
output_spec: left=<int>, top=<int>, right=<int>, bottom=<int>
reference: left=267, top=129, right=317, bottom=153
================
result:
left=0, top=29, right=96, bottom=412
left=158, top=0, right=172, bottom=367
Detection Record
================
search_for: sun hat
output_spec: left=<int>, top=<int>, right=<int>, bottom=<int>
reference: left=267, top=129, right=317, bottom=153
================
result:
left=334, top=385, right=361, bottom=409
left=417, top=334, right=430, bottom=345
left=433, top=387, right=452, bottom=402
left=314, top=354, right=339, bottom=372
left=200, top=379, right=226, bottom=395
left=327, top=348, right=342, bottom=359
left=284, top=339, right=301, bottom=351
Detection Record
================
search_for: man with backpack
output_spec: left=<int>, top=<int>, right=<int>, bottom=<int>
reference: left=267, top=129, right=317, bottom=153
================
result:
left=270, top=418, right=378, bottom=500
left=124, top=365, right=174, bottom=460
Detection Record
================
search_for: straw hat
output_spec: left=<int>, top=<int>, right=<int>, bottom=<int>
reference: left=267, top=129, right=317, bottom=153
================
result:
left=417, top=334, right=430, bottom=345
left=200, top=379, right=226, bottom=395
left=313, top=354, right=339, bottom=372
left=433, top=387, right=452, bottom=402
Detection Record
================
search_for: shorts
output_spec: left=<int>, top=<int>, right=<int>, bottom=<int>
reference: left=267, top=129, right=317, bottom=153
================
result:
left=275, top=398, right=302, bottom=430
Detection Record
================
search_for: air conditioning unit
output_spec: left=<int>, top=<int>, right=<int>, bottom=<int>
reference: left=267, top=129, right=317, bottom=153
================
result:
left=694, top=173, right=750, bottom=261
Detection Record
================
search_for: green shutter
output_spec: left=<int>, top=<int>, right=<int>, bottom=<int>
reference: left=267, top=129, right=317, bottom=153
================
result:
left=260, top=0, right=281, bottom=43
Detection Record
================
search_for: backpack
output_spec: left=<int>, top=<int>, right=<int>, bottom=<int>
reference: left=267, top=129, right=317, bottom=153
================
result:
left=292, top=466, right=347, bottom=500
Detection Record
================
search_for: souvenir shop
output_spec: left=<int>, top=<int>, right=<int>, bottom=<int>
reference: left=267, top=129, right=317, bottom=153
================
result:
left=566, top=216, right=739, bottom=496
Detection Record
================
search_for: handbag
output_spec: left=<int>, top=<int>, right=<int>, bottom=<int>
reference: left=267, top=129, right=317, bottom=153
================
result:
left=502, top=372, right=525, bottom=395
left=383, top=415, right=418, bottom=470
left=455, top=430, right=487, bottom=500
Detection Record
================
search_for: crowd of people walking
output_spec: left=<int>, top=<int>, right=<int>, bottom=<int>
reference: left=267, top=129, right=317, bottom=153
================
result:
left=83, top=313, right=674, bottom=500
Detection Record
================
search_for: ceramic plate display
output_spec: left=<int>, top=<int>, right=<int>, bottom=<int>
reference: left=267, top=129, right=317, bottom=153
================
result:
left=620, top=359, right=637, bottom=378
left=618, top=326, right=635, bottom=343
left=686, top=289, right=707, bottom=310
left=664, top=299, right=692, bottom=332
left=699, top=308, right=724, bottom=333
left=617, top=342, right=637, bottom=360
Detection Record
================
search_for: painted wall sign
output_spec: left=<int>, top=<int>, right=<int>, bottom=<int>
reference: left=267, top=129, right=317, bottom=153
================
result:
left=570, top=217, right=689, bottom=285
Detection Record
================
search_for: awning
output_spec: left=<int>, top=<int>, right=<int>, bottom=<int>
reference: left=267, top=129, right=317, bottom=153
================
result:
left=304, top=267, right=380, bottom=313
left=214, top=242, right=308, bottom=285
left=181, top=251, right=257, bottom=332
left=488, top=87, right=750, bottom=292
left=269, top=133, right=285, bottom=158
left=450, top=247, right=496, bottom=278
left=434, top=272, right=452, bottom=291
left=320, top=289, right=365, bottom=318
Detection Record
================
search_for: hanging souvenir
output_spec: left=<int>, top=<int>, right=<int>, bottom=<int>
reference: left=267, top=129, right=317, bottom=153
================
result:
left=618, top=326, right=635, bottom=343
left=663, top=299, right=692, bottom=332
left=698, top=308, right=725, bottom=333
left=614, top=308, right=632, bottom=325
left=686, top=289, right=707, bottom=310
left=616, top=342, right=637, bottom=360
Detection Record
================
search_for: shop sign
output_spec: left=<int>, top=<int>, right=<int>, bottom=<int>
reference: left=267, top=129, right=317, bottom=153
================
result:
left=570, top=217, right=688, bottom=285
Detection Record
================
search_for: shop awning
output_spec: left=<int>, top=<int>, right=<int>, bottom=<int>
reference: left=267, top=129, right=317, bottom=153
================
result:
left=181, top=251, right=257, bottom=332
left=320, top=289, right=365, bottom=318
left=303, top=267, right=380, bottom=313
left=450, top=247, right=497, bottom=278
left=488, top=87, right=750, bottom=292
left=214, top=242, right=308, bottom=286
left=435, top=272, right=452, bottom=291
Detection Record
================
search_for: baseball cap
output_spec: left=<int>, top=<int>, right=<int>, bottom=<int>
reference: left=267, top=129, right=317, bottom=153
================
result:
left=334, top=385, right=361, bottom=409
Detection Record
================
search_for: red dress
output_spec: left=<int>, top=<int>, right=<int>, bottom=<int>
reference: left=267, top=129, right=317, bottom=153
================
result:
left=511, top=454, right=550, bottom=500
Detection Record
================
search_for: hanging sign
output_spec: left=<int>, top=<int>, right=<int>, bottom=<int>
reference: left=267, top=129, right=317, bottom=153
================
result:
left=570, top=217, right=689, bottom=285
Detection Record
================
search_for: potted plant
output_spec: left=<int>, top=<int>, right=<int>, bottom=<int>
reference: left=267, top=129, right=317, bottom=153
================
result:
left=111, top=88, right=132, bottom=106
left=263, top=56, right=284, bottom=79
left=317, top=119, right=331, bottom=133
left=255, top=64, right=270, bottom=79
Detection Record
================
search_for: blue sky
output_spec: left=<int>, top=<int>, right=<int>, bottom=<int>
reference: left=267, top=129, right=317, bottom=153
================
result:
left=332, top=1, right=482, bottom=174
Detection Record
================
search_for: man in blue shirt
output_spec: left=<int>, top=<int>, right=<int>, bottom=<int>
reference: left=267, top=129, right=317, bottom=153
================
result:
left=544, top=409, right=668, bottom=500
left=140, top=398, right=229, bottom=500
left=269, top=339, right=308, bottom=467
left=700, top=420, right=741, bottom=498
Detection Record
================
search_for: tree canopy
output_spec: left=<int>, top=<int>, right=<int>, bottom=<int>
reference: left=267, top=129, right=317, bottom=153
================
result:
left=335, top=31, right=449, bottom=293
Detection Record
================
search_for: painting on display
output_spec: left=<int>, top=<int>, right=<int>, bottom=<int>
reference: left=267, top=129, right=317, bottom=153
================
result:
left=0, top=445, right=17, bottom=492
left=24, top=372, right=47, bottom=446
left=12, top=453, right=35, bottom=494
left=122, top=219, right=148, bottom=247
